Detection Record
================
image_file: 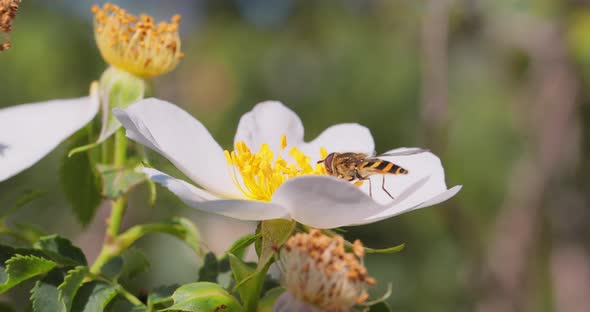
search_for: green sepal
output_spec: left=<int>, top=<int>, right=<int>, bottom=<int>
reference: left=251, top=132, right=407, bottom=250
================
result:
left=96, top=66, right=146, bottom=143
left=229, top=254, right=269, bottom=311
left=256, top=219, right=295, bottom=270
left=96, top=163, right=147, bottom=200
left=364, top=243, right=405, bottom=254
left=226, top=233, right=259, bottom=260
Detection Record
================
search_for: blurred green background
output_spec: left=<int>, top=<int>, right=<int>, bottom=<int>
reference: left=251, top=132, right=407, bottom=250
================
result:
left=2, top=0, right=590, bottom=311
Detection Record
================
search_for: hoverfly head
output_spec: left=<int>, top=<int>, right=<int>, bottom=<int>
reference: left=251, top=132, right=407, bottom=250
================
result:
left=317, top=152, right=336, bottom=175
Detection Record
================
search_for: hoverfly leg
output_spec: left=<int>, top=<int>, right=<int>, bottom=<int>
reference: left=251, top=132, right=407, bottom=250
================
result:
left=368, top=178, right=372, bottom=198
left=381, top=175, right=395, bottom=200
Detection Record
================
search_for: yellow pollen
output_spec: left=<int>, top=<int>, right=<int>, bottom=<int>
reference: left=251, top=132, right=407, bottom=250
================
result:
left=224, top=135, right=326, bottom=201
left=91, top=3, right=184, bottom=78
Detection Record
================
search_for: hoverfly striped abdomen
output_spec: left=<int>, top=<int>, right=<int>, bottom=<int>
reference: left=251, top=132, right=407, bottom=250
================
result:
left=359, top=160, right=408, bottom=176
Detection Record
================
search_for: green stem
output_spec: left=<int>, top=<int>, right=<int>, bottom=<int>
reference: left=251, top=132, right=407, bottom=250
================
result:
left=108, top=130, right=128, bottom=238
left=90, top=129, right=128, bottom=275
left=88, top=273, right=144, bottom=306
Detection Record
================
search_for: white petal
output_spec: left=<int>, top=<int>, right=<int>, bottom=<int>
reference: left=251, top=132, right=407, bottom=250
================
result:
left=271, top=175, right=386, bottom=229
left=113, top=98, right=242, bottom=198
left=144, top=167, right=218, bottom=201
left=358, top=148, right=448, bottom=205
left=144, top=167, right=287, bottom=220
left=233, top=101, right=304, bottom=153
left=358, top=185, right=463, bottom=225
left=298, top=123, right=375, bottom=161
left=0, top=90, right=99, bottom=182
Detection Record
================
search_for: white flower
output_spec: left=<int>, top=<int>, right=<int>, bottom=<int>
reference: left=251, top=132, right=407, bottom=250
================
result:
left=0, top=84, right=99, bottom=181
left=113, top=98, right=462, bottom=229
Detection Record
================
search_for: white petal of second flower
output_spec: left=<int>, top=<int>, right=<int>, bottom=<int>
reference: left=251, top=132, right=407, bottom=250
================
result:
left=144, top=168, right=288, bottom=220
left=0, top=92, right=99, bottom=182
left=113, top=98, right=243, bottom=198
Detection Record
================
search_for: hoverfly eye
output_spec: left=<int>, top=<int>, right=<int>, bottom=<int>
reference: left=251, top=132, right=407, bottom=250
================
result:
left=323, top=153, right=335, bottom=174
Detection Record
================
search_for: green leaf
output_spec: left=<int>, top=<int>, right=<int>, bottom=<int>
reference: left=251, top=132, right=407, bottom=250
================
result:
left=60, top=131, right=102, bottom=227
left=58, top=266, right=88, bottom=311
left=100, top=257, right=123, bottom=281
left=96, top=164, right=147, bottom=200
left=227, top=233, right=259, bottom=260
left=147, top=284, right=177, bottom=309
left=2, top=189, right=47, bottom=217
left=30, top=269, right=64, bottom=312
left=368, top=302, right=392, bottom=311
left=107, top=299, right=148, bottom=312
left=163, top=282, right=241, bottom=312
left=0, top=255, right=56, bottom=293
left=197, top=253, right=218, bottom=283
left=119, top=248, right=149, bottom=280
left=101, top=248, right=149, bottom=281
left=257, top=287, right=285, bottom=312
left=71, top=281, right=119, bottom=312
left=228, top=254, right=268, bottom=311
left=35, top=235, right=87, bottom=266
left=257, top=219, right=295, bottom=270
left=217, top=233, right=259, bottom=275
left=364, top=243, right=405, bottom=254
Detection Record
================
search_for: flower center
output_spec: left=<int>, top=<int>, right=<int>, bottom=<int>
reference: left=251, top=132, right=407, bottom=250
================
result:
left=278, top=230, right=376, bottom=310
left=224, top=135, right=327, bottom=202
left=91, top=3, right=184, bottom=78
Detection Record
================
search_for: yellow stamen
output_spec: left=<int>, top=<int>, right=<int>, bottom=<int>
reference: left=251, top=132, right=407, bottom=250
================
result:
left=91, top=3, right=184, bottom=78
left=224, top=135, right=326, bottom=201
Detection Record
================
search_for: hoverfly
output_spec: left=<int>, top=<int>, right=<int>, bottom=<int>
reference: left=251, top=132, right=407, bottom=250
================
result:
left=317, top=148, right=428, bottom=199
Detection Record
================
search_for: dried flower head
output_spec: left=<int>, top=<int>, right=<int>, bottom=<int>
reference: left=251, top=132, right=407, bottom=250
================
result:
left=277, top=229, right=376, bottom=311
left=0, top=0, right=20, bottom=52
left=91, top=3, right=184, bottom=78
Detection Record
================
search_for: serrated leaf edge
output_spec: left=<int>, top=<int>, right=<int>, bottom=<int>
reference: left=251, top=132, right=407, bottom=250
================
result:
left=1, top=254, right=56, bottom=293
left=57, top=266, right=88, bottom=311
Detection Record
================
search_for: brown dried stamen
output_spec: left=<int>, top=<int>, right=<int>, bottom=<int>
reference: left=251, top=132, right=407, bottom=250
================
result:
left=91, top=3, right=183, bottom=78
left=0, top=0, right=20, bottom=52
left=279, top=229, right=376, bottom=310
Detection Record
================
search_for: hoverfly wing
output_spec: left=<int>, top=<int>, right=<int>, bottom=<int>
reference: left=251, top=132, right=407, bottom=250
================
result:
left=378, top=148, right=429, bottom=157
